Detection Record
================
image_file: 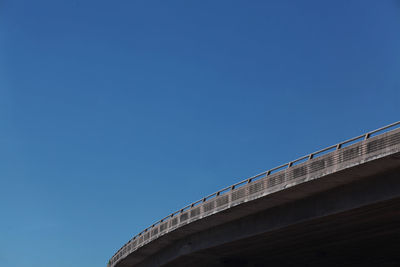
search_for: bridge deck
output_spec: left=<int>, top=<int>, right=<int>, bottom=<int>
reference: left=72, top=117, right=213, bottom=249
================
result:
left=109, top=122, right=400, bottom=267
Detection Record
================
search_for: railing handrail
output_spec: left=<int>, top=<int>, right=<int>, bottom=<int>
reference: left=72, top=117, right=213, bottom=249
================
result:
left=110, top=121, right=400, bottom=264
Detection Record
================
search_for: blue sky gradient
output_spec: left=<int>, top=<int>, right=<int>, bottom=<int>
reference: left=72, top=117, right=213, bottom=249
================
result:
left=1, top=1, right=400, bottom=266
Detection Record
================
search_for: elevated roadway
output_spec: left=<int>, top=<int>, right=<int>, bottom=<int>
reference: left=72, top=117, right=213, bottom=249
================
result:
left=109, top=122, right=400, bottom=267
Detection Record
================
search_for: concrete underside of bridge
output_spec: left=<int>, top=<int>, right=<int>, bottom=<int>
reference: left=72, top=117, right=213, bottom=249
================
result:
left=133, top=160, right=400, bottom=267
left=164, top=195, right=400, bottom=267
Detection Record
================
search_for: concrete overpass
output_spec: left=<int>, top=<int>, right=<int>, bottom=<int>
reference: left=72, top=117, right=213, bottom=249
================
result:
left=108, top=122, right=400, bottom=267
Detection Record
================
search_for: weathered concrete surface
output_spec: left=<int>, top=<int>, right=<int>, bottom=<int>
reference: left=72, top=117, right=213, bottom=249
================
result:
left=158, top=168, right=400, bottom=266
left=112, top=128, right=400, bottom=267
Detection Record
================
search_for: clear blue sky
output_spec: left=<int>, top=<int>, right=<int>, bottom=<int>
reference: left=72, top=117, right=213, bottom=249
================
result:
left=1, top=1, right=399, bottom=266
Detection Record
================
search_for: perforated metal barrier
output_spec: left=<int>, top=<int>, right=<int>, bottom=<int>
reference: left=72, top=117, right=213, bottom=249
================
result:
left=108, top=122, right=400, bottom=267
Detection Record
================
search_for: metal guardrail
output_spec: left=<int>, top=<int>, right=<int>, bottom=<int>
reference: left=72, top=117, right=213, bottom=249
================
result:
left=109, top=121, right=400, bottom=266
